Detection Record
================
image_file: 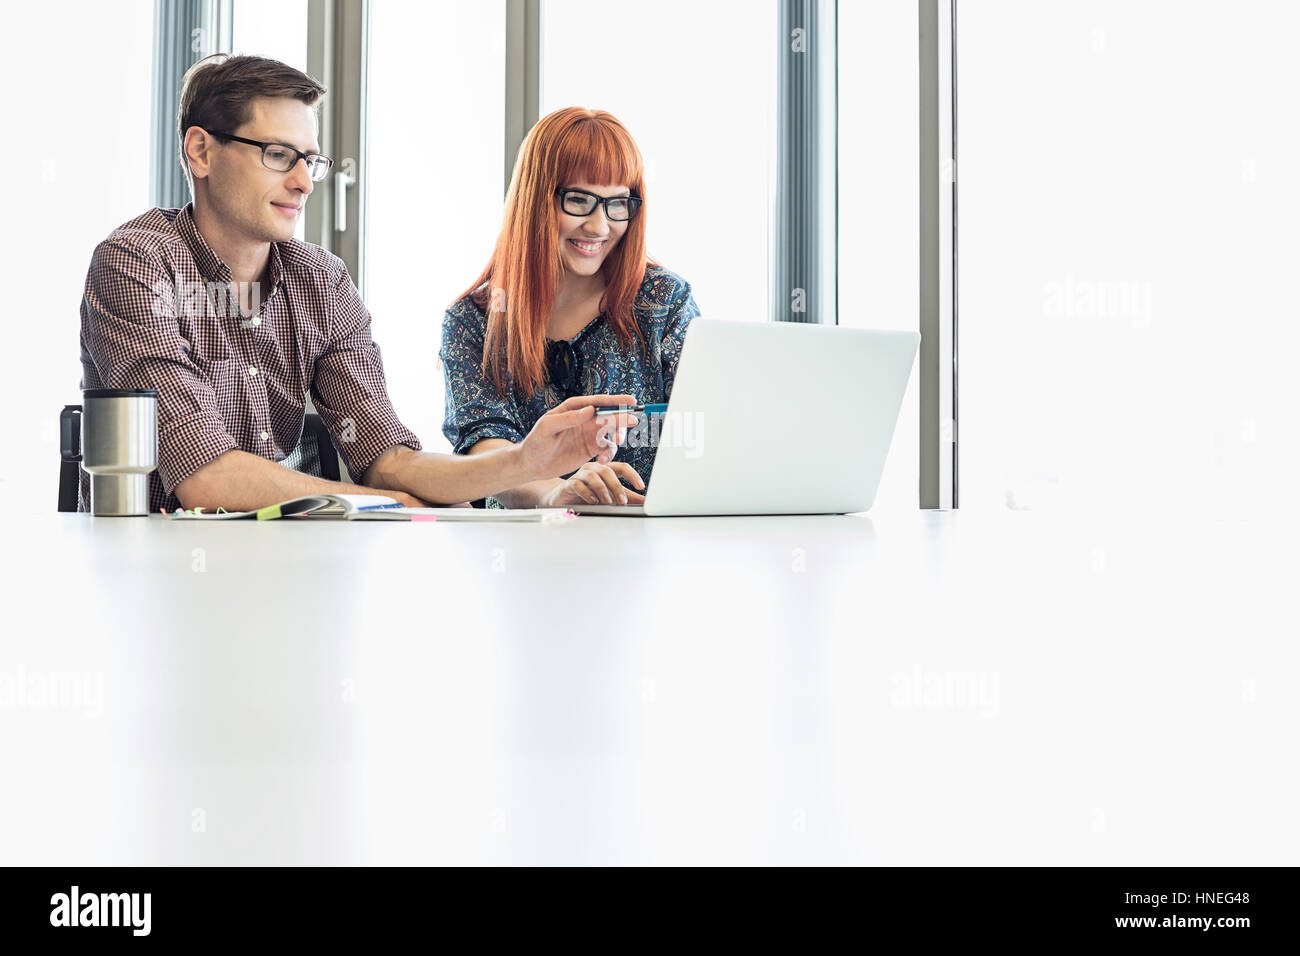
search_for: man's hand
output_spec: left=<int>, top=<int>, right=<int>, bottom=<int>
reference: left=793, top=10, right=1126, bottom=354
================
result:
left=539, top=461, right=646, bottom=507
left=518, top=394, right=640, bottom=481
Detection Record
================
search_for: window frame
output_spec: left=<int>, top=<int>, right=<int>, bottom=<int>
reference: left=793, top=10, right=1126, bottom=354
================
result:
left=157, top=0, right=957, bottom=510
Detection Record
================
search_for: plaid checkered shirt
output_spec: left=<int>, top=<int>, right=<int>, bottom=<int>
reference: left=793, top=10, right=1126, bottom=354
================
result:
left=78, top=204, right=421, bottom=512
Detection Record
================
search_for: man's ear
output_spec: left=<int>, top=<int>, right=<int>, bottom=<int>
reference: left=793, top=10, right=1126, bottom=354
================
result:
left=183, top=127, right=214, bottom=182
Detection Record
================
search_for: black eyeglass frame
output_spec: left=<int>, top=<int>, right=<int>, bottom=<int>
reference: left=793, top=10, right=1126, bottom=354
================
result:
left=554, top=187, right=643, bottom=222
left=207, top=131, right=334, bottom=181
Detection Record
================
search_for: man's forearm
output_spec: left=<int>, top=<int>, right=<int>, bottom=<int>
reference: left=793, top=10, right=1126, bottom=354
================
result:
left=364, top=444, right=535, bottom=506
left=175, top=449, right=396, bottom=512
left=457, top=438, right=559, bottom=508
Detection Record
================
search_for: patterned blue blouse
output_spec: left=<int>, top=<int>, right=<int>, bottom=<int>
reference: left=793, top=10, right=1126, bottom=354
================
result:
left=440, top=265, right=700, bottom=488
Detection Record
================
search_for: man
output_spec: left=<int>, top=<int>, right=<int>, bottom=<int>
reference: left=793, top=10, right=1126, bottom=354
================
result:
left=78, top=54, right=635, bottom=513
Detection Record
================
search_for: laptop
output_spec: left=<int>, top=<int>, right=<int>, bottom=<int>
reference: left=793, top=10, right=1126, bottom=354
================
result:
left=572, top=319, right=920, bottom=516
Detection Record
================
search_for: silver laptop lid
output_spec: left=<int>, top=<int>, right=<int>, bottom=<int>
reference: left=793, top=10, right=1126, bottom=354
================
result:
left=636, top=319, right=919, bottom=516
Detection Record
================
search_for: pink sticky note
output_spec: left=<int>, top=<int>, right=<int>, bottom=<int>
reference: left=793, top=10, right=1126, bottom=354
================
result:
left=411, top=515, right=438, bottom=523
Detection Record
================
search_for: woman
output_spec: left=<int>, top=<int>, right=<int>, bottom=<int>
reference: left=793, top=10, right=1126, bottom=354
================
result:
left=441, top=107, right=700, bottom=507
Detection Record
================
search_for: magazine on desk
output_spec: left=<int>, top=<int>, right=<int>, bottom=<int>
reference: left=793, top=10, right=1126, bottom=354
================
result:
left=163, top=493, right=574, bottom=522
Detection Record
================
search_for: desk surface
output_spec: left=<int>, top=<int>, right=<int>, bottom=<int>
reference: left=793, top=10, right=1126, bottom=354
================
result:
left=0, top=508, right=1294, bottom=865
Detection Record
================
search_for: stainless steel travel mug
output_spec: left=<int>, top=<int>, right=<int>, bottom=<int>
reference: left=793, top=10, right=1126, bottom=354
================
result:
left=81, top=388, right=158, bottom=516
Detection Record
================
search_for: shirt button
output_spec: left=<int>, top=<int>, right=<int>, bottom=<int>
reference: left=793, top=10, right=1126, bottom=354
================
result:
left=260, top=430, right=270, bottom=441
left=248, top=366, right=258, bottom=376
left=251, top=316, right=262, bottom=327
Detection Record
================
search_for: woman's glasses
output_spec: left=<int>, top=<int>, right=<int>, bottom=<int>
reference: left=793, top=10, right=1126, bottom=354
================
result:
left=556, top=187, right=642, bottom=222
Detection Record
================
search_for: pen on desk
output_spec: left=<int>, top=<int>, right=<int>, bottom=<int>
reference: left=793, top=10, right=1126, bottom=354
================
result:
left=592, top=403, right=667, bottom=416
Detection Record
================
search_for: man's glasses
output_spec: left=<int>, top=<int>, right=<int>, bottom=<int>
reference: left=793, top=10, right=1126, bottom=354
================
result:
left=208, top=131, right=334, bottom=182
left=556, top=187, right=642, bottom=222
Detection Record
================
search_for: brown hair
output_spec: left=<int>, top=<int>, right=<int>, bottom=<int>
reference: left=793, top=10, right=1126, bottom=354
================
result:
left=177, top=53, right=326, bottom=191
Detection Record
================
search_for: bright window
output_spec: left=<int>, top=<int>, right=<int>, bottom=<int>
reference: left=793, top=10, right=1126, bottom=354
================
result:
left=365, top=0, right=507, bottom=452
left=838, top=1, right=920, bottom=513
left=232, top=0, right=310, bottom=240
left=0, top=2, right=154, bottom=513
left=959, top=1, right=1300, bottom=516
left=232, top=0, right=309, bottom=74
left=541, top=0, right=777, bottom=325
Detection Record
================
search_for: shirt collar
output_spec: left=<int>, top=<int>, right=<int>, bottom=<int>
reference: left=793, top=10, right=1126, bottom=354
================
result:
left=266, top=238, right=285, bottom=291
left=176, top=203, right=231, bottom=283
left=176, top=202, right=285, bottom=291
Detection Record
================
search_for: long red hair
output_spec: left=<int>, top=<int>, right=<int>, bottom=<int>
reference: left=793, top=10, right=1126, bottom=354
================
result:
left=461, top=107, right=650, bottom=397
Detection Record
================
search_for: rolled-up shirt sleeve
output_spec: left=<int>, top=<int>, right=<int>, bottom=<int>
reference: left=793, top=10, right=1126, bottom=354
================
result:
left=311, top=268, right=422, bottom=481
left=440, top=301, right=526, bottom=454
left=80, top=239, right=238, bottom=497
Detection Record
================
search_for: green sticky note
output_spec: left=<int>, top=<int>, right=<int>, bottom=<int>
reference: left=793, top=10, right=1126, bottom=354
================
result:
left=256, top=504, right=283, bottom=521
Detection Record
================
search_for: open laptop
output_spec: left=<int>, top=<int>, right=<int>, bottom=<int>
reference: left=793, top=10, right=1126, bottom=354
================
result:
left=572, top=319, right=920, bottom=516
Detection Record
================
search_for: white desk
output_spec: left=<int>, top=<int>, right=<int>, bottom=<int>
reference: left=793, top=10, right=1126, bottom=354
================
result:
left=0, top=508, right=1294, bottom=865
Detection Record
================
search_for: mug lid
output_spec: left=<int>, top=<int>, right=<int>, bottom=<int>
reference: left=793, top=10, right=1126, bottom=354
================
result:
left=83, top=388, right=159, bottom=398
